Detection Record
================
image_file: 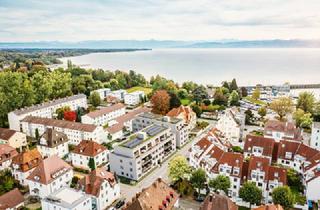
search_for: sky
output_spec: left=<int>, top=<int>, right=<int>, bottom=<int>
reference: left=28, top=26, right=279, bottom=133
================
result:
left=0, top=0, right=320, bottom=42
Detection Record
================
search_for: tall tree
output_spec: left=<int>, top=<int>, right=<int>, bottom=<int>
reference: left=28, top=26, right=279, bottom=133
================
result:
left=192, top=85, right=208, bottom=104
left=169, top=92, right=181, bottom=110
left=229, top=90, right=240, bottom=106
left=230, top=78, right=238, bottom=92
left=88, top=157, right=96, bottom=171
left=297, top=91, right=315, bottom=113
left=252, top=88, right=261, bottom=100
left=269, top=97, right=294, bottom=120
left=150, top=90, right=170, bottom=115
left=190, top=169, right=207, bottom=195
left=239, top=182, right=262, bottom=208
left=272, top=186, right=294, bottom=210
left=191, top=104, right=202, bottom=118
left=222, top=81, right=230, bottom=90
left=293, top=108, right=313, bottom=128
left=209, top=175, right=231, bottom=194
left=89, top=92, right=101, bottom=107
left=168, top=155, right=191, bottom=183
left=258, top=106, right=267, bottom=118
left=213, top=88, right=228, bottom=106
left=241, top=87, right=248, bottom=97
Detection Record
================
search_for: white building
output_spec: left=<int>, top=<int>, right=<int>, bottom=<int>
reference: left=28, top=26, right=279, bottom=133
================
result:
left=310, top=122, right=320, bottom=150
left=37, top=128, right=69, bottom=158
left=216, top=107, right=245, bottom=144
left=70, top=140, right=109, bottom=170
left=8, top=94, right=88, bottom=131
left=0, top=188, right=25, bottom=210
left=264, top=120, right=302, bottom=142
left=108, top=89, right=127, bottom=101
left=81, top=103, right=126, bottom=126
left=110, top=125, right=176, bottom=181
left=91, top=88, right=111, bottom=100
left=0, top=144, right=18, bottom=171
left=80, top=168, right=120, bottom=210
left=41, top=187, right=92, bottom=210
left=304, top=155, right=320, bottom=202
left=12, top=149, right=43, bottom=185
left=124, top=91, right=145, bottom=106
left=133, top=112, right=189, bottom=148
left=27, top=155, right=73, bottom=198
left=167, top=105, right=197, bottom=132
left=243, top=135, right=275, bottom=162
left=21, top=116, right=106, bottom=145
left=0, top=128, right=27, bottom=149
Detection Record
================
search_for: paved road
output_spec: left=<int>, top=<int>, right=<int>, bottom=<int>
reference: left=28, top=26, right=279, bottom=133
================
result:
left=120, top=123, right=215, bottom=202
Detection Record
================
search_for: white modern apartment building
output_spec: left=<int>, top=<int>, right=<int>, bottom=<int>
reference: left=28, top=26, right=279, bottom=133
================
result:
left=0, top=144, right=18, bottom=171
left=110, top=125, right=176, bottom=181
left=310, top=122, right=320, bottom=150
left=27, top=156, right=73, bottom=198
left=41, top=187, right=92, bottom=210
left=20, top=116, right=106, bottom=145
left=91, top=88, right=111, bottom=100
left=108, top=89, right=127, bottom=101
left=216, top=107, right=245, bottom=144
left=81, top=103, right=126, bottom=126
left=0, top=128, right=27, bottom=149
left=8, top=94, right=88, bottom=131
left=70, top=140, right=109, bottom=170
left=124, top=91, right=145, bottom=106
left=133, top=112, right=189, bottom=148
left=37, top=128, right=69, bottom=158
left=80, top=168, right=120, bottom=210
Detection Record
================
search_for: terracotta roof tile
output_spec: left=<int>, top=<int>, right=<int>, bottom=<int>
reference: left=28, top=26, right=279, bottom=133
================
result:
left=12, top=149, right=42, bottom=172
left=199, top=193, right=238, bottom=210
left=244, top=135, right=275, bottom=158
left=0, top=188, right=24, bottom=210
left=167, top=105, right=195, bottom=123
left=264, top=120, right=302, bottom=140
left=72, top=140, right=106, bottom=157
left=86, top=103, right=125, bottom=118
left=0, top=128, right=16, bottom=140
left=0, top=144, right=18, bottom=164
left=38, top=128, right=68, bottom=148
left=253, top=204, right=284, bottom=210
left=212, top=152, right=244, bottom=177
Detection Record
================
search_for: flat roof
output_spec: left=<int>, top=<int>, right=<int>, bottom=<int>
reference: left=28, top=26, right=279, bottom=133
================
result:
left=138, top=112, right=182, bottom=124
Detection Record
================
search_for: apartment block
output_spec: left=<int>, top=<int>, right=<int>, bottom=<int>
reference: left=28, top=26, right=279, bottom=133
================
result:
left=310, top=122, right=320, bottom=150
left=124, top=91, right=145, bottom=106
left=0, top=128, right=27, bottom=149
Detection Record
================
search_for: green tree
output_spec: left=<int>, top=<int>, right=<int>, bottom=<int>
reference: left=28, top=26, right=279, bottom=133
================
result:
left=293, top=108, right=313, bottom=128
left=191, top=104, right=202, bottom=118
left=222, top=81, right=230, bottom=90
left=56, top=106, right=71, bottom=120
left=287, top=168, right=303, bottom=192
left=190, top=168, right=207, bottom=195
left=209, top=175, right=231, bottom=194
left=252, top=88, right=261, bottom=100
left=239, top=182, right=262, bottom=208
left=203, top=99, right=211, bottom=106
left=178, top=89, right=188, bottom=99
left=313, top=102, right=320, bottom=122
left=229, top=90, right=240, bottom=106
left=269, top=97, right=294, bottom=120
left=35, top=128, right=40, bottom=140
left=88, top=157, right=96, bottom=171
left=182, top=81, right=198, bottom=93
left=89, top=92, right=101, bottom=107
left=241, top=87, right=248, bottom=97
left=245, top=109, right=254, bottom=125
left=258, top=106, right=267, bottom=118
left=169, top=92, right=181, bottom=110
left=272, top=186, right=294, bottom=210
left=168, top=155, right=191, bottom=183
left=192, top=85, right=208, bottom=104
left=297, top=91, right=315, bottom=113
left=49, top=70, right=72, bottom=99
left=232, top=146, right=243, bottom=153
left=213, top=88, right=228, bottom=106
left=230, top=78, right=238, bottom=92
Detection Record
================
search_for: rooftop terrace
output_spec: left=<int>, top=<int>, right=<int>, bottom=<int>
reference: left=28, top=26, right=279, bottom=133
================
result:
left=138, top=112, right=182, bottom=124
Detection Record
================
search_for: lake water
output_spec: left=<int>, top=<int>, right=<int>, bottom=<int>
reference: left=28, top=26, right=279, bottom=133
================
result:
left=60, top=48, right=320, bottom=86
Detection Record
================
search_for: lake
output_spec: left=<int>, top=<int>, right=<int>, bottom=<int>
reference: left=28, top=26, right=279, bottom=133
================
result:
left=60, top=48, right=320, bottom=86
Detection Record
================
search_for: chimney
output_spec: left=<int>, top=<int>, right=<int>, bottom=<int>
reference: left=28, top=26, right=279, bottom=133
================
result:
left=163, top=116, right=170, bottom=122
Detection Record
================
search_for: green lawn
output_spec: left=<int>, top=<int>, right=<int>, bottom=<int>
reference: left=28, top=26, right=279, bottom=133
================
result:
left=244, top=96, right=267, bottom=106
left=180, top=98, right=191, bottom=105
left=126, top=86, right=152, bottom=95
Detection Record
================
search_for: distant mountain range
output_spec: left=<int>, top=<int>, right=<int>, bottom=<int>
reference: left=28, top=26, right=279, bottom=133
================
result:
left=1, top=39, right=320, bottom=49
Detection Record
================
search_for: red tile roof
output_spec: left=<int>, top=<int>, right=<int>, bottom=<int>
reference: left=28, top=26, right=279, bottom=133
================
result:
left=86, top=103, right=125, bottom=118
left=0, top=144, right=18, bottom=164
left=166, top=105, right=195, bottom=123
left=253, top=204, right=284, bottom=210
left=200, top=193, right=238, bottom=210
left=0, top=128, right=16, bottom=140
left=264, top=120, right=302, bottom=140
left=12, top=149, right=42, bottom=172
left=72, top=140, right=107, bottom=157
left=247, top=156, right=270, bottom=180
left=244, top=135, right=275, bottom=158
left=212, top=152, right=244, bottom=177
left=277, top=140, right=300, bottom=160
left=0, top=188, right=24, bottom=210
left=267, top=166, right=287, bottom=185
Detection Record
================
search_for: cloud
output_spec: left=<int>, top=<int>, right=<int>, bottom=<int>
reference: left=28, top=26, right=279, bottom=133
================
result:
left=0, top=0, right=319, bottom=41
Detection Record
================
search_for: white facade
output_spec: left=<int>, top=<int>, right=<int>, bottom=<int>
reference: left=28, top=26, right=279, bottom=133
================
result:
left=310, top=122, right=320, bottom=150
left=8, top=94, right=88, bottom=131
left=42, top=187, right=92, bottom=210
left=0, top=129, right=27, bottom=149
left=37, top=142, right=69, bottom=159
left=71, top=150, right=109, bottom=170
left=108, top=89, right=127, bottom=101
left=110, top=125, right=176, bottom=180
left=124, top=91, right=144, bottom=106
left=12, top=169, right=35, bottom=186
left=91, top=88, right=111, bottom=100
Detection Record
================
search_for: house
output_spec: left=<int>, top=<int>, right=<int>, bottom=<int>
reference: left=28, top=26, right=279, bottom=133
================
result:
left=167, top=105, right=197, bottom=131
left=12, top=149, right=42, bottom=185
left=108, top=89, right=127, bottom=101
left=79, top=168, right=120, bottom=210
left=0, top=144, right=18, bottom=171
left=110, top=125, right=176, bottom=181
left=264, top=120, right=302, bottom=142
left=105, top=106, right=151, bottom=140
left=253, top=204, right=284, bottom=210
left=243, top=135, right=275, bottom=162
left=302, top=153, right=320, bottom=202
left=0, top=188, right=25, bottom=210
left=70, top=140, right=109, bottom=170
left=81, top=103, right=126, bottom=126
left=124, top=91, right=145, bottom=106
left=123, top=178, right=179, bottom=210
left=310, top=122, right=320, bottom=150
left=91, top=88, right=111, bottom=100
left=20, top=116, right=106, bottom=145
left=37, top=128, right=69, bottom=158
left=199, top=193, right=238, bottom=210
left=216, top=107, right=245, bottom=144
left=41, top=187, right=92, bottom=210
left=8, top=94, right=87, bottom=131
left=133, top=112, right=189, bottom=148
left=0, top=128, right=27, bottom=149
left=27, top=155, right=73, bottom=198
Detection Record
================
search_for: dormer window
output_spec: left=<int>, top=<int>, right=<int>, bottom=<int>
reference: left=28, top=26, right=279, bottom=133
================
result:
left=285, top=152, right=292, bottom=159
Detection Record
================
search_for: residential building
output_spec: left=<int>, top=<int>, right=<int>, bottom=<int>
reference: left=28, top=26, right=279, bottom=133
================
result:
left=12, top=149, right=42, bottom=185
left=264, top=120, right=302, bottom=142
left=81, top=103, right=126, bottom=126
left=70, top=140, right=109, bottom=170
left=310, top=122, right=320, bottom=150
left=216, top=107, right=245, bottom=144
left=253, top=204, right=284, bottom=210
left=37, top=128, right=69, bottom=158
left=0, top=128, right=27, bottom=149
left=110, top=125, right=176, bottom=181
left=123, top=178, right=179, bottom=210
left=105, top=107, right=150, bottom=140
left=41, top=187, right=92, bottom=210
left=108, top=89, right=127, bottom=101
left=0, top=188, right=25, bottom=210
left=302, top=153, right=320, bottom=202
left=133, top=112, right=189, bottom=148
left=124, top=91, right=145, bottom=106
left=79, top=168, right=120, bottom=210
left=199, top=193, right=238, bottom=210
left=0, top=144, right=18, bottom=171
left=27, top=155, right=73, bottom=198
left=21, top=116, right=106, bottom=145
left=91, top=88, right=111, bottom=100
left=167, top=105, right=197, bottom=131
left=243, top=135, right=275, bottom=162
left=8, top=94, right=87, bottom=131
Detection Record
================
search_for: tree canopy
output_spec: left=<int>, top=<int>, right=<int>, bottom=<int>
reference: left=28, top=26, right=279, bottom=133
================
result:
left=239, top=182, right=262, bottom=207
left=190, top=168, right=207, bottom=195
left=272, top=186, right=295, bottom=210
left=297, top=91, right=315, bottom=113
left=168, top=155, right=191, bottom=183
left=151, top=90, right=171, bottom=115
left=209, top=175, right=231, bottom=194
left=269, top=97, right=294, bottom=120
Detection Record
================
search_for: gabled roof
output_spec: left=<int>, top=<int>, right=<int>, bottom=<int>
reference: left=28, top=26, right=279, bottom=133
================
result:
left=247, top=156, right=270, bottom=180
left=0, top=128, right=17, bottom=140
left=0, top=144, right=18, bottom=164
left=39, top=128, right=68, bottom=148
left=166, top=105, right=196, bottom=123
left=27, top=155, right=72, bottom=184
left=0, top=188, right=24, bottom=210
left=72, top=140, right=106, bottom=157
left=85, top=103, right=125, bottom=119
left=267, top=166, right=287, bottom=184
left=200, top=193, right=238, bottom=210
left=277, top=140, right=300, bottom=160
left=253, top=204, right=284, bottom=210
left=244, top=135, right=275, bottom=158
left=212, top=152, right=244, bottom=178
left=12, top=149, right=42, bottom=172
left=264, top=120, right=302, bottom=140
